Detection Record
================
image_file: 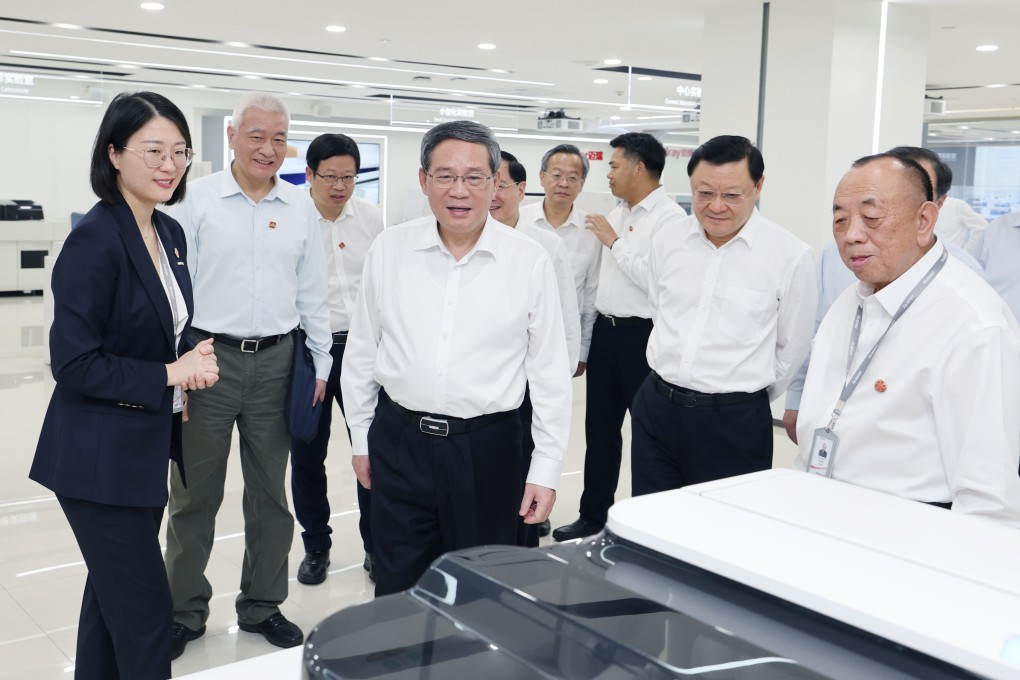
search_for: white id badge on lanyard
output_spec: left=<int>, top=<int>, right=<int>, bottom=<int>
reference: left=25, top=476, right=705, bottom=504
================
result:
left=173, top=386, right=184, bottom=413
left=807, top=428, right=839, bottom=477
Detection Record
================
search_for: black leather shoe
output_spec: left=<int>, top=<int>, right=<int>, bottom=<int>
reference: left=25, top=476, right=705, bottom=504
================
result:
left=238, top=613, right=304, bottom=649
left=552, top=517, right=604, bottom=542
left=363, top=553, right=376, bottom=583
left=537, top=519, right=552, bottom=537
left=297, top=550, right=330, bottom=585
left=170, top=622, right=205, bottom=661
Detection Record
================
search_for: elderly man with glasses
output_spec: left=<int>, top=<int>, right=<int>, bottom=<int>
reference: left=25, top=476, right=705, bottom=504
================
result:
left=340, top=121, right=573, bottom=596
left=629, top=135, right=815, bottom=498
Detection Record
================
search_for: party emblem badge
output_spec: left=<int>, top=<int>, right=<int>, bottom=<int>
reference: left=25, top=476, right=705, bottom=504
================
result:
left=268, top=221, right=277, bottom=229
left=874, top=379, right=887, bottom=393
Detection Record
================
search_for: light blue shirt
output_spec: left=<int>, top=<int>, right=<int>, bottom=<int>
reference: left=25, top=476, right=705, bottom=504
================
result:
left=785, top=237, right=983, bottom=410
left=973, top=210, right=1020, bottom=324
left=170, top=167, right=332, bottom=379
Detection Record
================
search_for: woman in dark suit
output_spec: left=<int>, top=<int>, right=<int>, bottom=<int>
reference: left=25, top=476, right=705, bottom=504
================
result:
left=30, top=91, right=219, bottom=680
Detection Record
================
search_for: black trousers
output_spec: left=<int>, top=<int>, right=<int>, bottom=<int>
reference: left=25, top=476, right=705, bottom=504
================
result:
left=630, top=374, right=773, bottom=496
left=59, top=496, right=171, bottom=680
left=290, top=339, right=372, bottom=554
left=369, top=391, right=521, bottom=596
left=580, top=316, right=653, bottom=525
left=515, top=386, right=539, bottom=548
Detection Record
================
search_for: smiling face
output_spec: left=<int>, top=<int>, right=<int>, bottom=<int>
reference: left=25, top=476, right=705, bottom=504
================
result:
left=690, top=158, right=762, bottom=247
left=833, top=157, right=938, bottom=292
left=419, top=138, right=497, bottom=237
left=540, top=152, right=585, bottom=212
left=109, top=115, right=187, bottom=212
left=227, top=107, right=288, bottom=189
left=489, top=159, right=526, bottom=226
left=307, top=154, right=358, bottom=220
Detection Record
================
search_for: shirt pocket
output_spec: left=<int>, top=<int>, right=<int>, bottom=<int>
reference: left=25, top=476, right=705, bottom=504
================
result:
left=718, top=285, right=771, bottom=340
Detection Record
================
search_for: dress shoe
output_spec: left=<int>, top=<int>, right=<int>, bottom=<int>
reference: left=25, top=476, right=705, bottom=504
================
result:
left=297, top=550, right=330, bottom=585
left=170, top=622, right=205, bottom=661
left=552, top=517, right=604, bottom=542
left=238, top=613, right=304, bottom=649
left=537, top=519, right=552, bottom=537
left=363, top=552, right=376, bottom=583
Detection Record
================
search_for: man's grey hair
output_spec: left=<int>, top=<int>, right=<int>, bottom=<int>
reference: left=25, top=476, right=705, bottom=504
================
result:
left=421, top=120, right=500, bottom=174
left=230, top=92, right=290, bottom=130
left=540, top=143, right=590, bottom=179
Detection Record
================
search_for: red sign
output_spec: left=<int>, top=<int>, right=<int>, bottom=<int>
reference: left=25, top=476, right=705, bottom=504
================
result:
left=586, top=151, right=603, bottom=161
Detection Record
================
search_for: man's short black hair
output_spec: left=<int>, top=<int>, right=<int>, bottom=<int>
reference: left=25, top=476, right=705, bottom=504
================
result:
left=307, top=133, right=361, bottom=174
left=851, top=153, right=934, bottom=202
left=886, top=146, right=951, bottom=199
left=500, top=150, right=527, bottom=184
left=687, top=135, right=764, bottom=183
left=610, top=132, right=666, bottom=180
left=91, top=91, right=193, bottom=205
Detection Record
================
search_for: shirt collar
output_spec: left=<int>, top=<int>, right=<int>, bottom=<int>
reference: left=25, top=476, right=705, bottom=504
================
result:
left=313, top=193, right=356, bottom=224
left=685, top=207, right=762, bottom=248
left=859, top=241, right=947, bottom=315
left=412, top=215, right=501, bottom=261
left=221, top=163, right=289, bottom=203
left=629, top=185, right=667, bottom=213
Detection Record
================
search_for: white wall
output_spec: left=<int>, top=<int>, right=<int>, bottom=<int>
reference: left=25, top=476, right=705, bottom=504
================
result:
left=0, top=85, right=693, bottom=229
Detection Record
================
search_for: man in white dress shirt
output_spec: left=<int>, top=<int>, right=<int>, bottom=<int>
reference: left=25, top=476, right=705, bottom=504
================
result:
left=517, top=144, right=601, bottom=377
left=554, top=133, right=688, bottom=542
left=630, top=135, right=815, bottom=496
left=291, top=133, right=384, bottom=586
left=490, top=150, right=578, bottom=547
left=795, top=154, right=1020, bottom=528
left=165, top=93, right=332, bottom=656
left=340, top=121, right=572, bottom=595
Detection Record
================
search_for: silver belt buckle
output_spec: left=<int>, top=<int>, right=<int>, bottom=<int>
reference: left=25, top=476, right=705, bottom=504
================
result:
left=607, top=315, right=618, bottom=327
left=420, top=416, right=449, bottom=437
left=241, top=338, right=260, bottom=353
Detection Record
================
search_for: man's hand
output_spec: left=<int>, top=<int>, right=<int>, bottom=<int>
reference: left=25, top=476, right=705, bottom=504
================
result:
left=520, top=483, right=556, bottom=524
left=783, top=409, right=799, bottom=444
left=352, top=455, right=371, bottom=489
left=573, top=361, right=586, bottom=378
left=312, top=379, right=327, bottom=406
left=585, top=214, right=618, bottom=248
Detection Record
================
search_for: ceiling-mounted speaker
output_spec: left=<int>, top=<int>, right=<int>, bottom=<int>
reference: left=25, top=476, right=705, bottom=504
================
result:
left=924, top=98, right=946, bottom=115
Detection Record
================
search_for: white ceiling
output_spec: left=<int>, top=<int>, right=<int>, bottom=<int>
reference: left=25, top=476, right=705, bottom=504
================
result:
left=1, top=0, right=1018, bottom=142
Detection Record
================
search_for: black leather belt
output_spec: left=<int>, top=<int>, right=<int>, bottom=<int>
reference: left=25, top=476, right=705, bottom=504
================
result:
left=332, top=331, right=348, bottom=345
left=389, top=399, right=514, bottom=437
left=192, top=327, right=287, bottom=353
left=598, top=314, right=651, bottom=327
left=654, top=374, right=764, bottom=408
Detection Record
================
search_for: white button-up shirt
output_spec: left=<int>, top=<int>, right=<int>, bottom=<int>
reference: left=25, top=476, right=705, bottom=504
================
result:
left=171, top=167, right=332, bottom=379
left=516, top=222, right=580, bottom=373
left=316, top=196, right=385, bottom=333
left=795, top=243, right=1020, bottom=528
left=340, top=216, right=573, bottom=489
left=518, top=201, right=601, bottom=361
left=648, top=209, right=815, bottom=400
left=595, top=186, right=687, bottom=319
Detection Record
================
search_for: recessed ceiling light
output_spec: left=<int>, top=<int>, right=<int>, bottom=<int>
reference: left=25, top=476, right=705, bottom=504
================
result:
left=116, top=63, right=137, bottom=69
left=243, top=74, right=260, bottom=80
left=987, top=83, right=1007, bottom=88
left=53, top=23, right=83, bottom=30
left=593, top=78, right=609, bottom=84
left=69, top=95, right=80, bottom=99
left=350, top=84, right=366, bottom=89
left=225, top=41, right=248, bottom=48
left=478, top=43, right=496, bottom=50
left=369, top=56, right=388, bottom=62
left=325, top=25, right=346, bottom=33
left=1013, top=130, right=1020, bottom=134
left=489, top=68, right=509, bottom=74
left=604, top=58, right=622, bottom=65
left=619, top=106, right=631, bottom=111
left=537, top=100, right=549, bottom=104
left=959, top=125, right=969, bottom=130
left=929, top=132, right=937, bottom=136
left=637, top=76, right=653, bottom=81
left=976, top=44, right=999, bottom=52
left=610, top=115, right=621, bottom=120
left=140, top=2, right=164, bottom=9
left=192, top=84, right=207, bottom=88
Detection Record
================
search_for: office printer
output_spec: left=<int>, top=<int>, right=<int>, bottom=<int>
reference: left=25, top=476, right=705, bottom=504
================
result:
left=0, top=200, right=44, bottom=220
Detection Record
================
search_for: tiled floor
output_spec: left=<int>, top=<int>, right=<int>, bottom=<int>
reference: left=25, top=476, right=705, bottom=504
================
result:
left=0, top=294, right=799, bottom=679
